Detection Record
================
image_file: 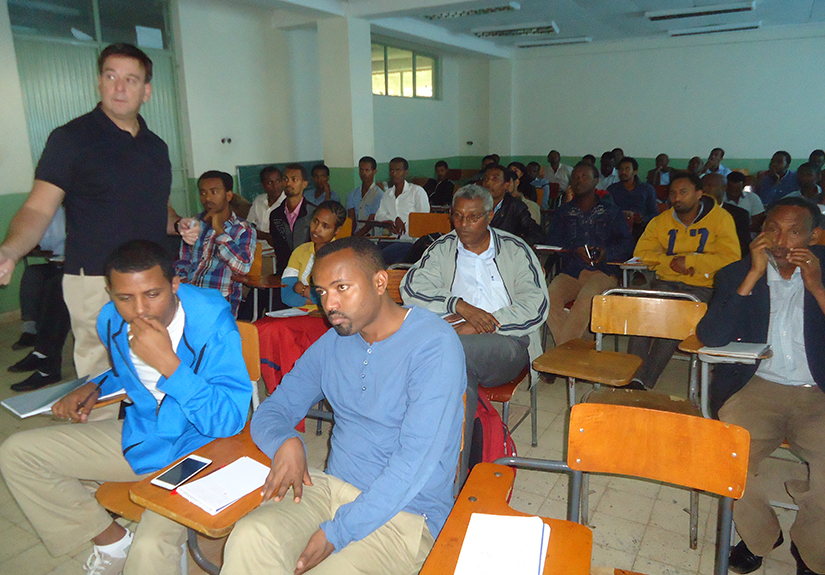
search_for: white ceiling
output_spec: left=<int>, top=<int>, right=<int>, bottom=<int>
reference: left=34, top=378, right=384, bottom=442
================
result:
left=233, top=0, right=825, bottom=54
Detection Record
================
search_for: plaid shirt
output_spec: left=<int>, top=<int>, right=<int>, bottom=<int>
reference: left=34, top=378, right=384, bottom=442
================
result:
left=176, top=212, right=256, bottom=315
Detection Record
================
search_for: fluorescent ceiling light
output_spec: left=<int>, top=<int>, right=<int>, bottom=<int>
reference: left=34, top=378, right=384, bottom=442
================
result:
left=646, top=1, right=755, bottom=21
left=516, top=36, right=592, bottom=48
left=668, top=20, right=762, bottom=36
left=472, top=20, right=558, bottom=38
left=423, top=2, right=520, bottom=21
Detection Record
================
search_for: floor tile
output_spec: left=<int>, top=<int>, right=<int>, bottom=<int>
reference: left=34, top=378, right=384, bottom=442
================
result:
left=632, top=556, right=700, bottom=575
left=637, top=525, right=703, bottom=572
left=588, top=511, right=646, bottom=554
left=597, top=487, right=657, bottom=525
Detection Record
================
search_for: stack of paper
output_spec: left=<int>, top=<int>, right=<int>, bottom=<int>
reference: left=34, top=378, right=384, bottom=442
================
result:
left=533, top=244, right=563, bottom=252
left=177, top=456, right=270, bottom=515
left=1, top=375, right=125, bottom=419
left=698, top=342, right=771, bottom=359
left=266, top=308, right=310, bottom=318
left=454, top=513, right=551, bottom=575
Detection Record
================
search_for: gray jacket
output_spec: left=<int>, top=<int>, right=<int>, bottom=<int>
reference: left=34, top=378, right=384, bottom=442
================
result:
left=401, top=228, right=549, bottom=375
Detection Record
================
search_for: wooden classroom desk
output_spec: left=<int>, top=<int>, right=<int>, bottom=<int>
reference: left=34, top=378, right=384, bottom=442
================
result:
left=420, top=462, right=593, bottom=575
left=130, top=425, right=269, bottom=538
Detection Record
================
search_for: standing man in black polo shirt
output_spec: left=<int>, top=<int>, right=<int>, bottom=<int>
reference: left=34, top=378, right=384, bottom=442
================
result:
left=0, top=43, right=196, bottom=383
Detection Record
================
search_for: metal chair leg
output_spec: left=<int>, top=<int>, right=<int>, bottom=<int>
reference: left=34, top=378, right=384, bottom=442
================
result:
left=531, top=379, right=538, bottom=447
left=580, top=473, right=590, bottom=525
left=188, top=528, right=220, bottom=575
left=690, top=490, right=699, bottom=549
left=315, top=400, right=325, bottom=435
left=715, top=497, right=734, bottom=575
left=568, top=377, right=577, bottom=408
left=502, top=401, right=510, bottom=430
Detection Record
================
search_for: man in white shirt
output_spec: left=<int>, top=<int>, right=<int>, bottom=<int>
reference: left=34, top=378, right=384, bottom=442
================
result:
left=697, top=197, right=825, bottom=575
left=545, top=150, right=573, bottom=189
left=725, top=171, right=766, bottom=233
left=374, top=157, right=430, bottom=264
left=247, top=166, right=285, bottom=245
left=702, top=147, right=732, bottom=177
left=346, top=156, right=384, bottom=236
left=597, top=152, right=619, bottom=190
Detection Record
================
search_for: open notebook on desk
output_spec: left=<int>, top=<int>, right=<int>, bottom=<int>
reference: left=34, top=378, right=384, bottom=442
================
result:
left=454, top=513, right=550, bottom=575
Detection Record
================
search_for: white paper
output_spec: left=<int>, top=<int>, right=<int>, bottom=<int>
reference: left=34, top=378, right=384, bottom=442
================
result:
left=1, top=371, right=122, bottom=419
left=623, top=257, right=644, bottom=264
left=176, top=456, right=269, bottom=515
left=453, top=513, right=550, bottom=575
left=266, top=308, right=310, bottom=318
left=533, top=244, right=563, bottom=252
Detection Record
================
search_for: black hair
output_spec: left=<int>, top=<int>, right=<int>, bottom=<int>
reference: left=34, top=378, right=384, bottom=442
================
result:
left=482, top=164, right=513, bottom=182
left=98, top=43, right=153, bottom=83
left=797, top=162, right=820, bottom=176
left=581, top=154, right=596, bottom=165
left=311, top=163, right=330, bottom=177
left=711, top=147, right=725, bottom=158
left=389, top=157, right=409, bottom=170
left=284, top=163, right=308, bottom=181
left=435, top=160, right=449, bottom=170
left=767, top=196, right=822, bottom=230
left=573, top=162, right=599, bottom=180
left=482, top=154, right=497, bottom=164
left=315, top=236, right=386, bottom=275
left=259, top=166, right=282, bottom=183
left=809, top=149, right=825, bottom=163
left=618, top=156, right=639, bottom=171
left=547, top=150, right=560, bottom=160
left=198, top=170, right=233, bottom=192
left=104, top=240, right=174, bottom=284
left=359, top=156, right=377, bottom=170
left=600, top=151, right=614, bottom=162
left=727, top=171, right=746, bottom=184
left=774, top=151, right=792, bottom=166
left=670, top=171, right=703, bottom=191
left=507, top=161, right=527, bottom=175
left=315, top=200, right=347, bottom=229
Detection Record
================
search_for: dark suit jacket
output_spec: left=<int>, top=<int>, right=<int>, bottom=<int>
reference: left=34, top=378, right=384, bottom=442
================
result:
left=722, top=203, right=751, bottom=259
left=646, top=167, right=677, bottom=186
left=696, top=245, right=825, bottom=415
left=490, top=194, right=543, bottom=246
left=269, top=199, right=316, bottom=275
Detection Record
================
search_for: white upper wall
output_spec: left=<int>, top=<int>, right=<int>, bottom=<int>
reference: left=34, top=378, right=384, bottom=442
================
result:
left=510, top=25, right=825, bottom=161
left=0, top=1, right=35, bottom=196
left=176, top=0, right=293, bottom=176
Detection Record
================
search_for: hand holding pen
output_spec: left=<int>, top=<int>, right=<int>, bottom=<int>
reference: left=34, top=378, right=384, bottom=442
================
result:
left=51, top=377, right=105, bottom=423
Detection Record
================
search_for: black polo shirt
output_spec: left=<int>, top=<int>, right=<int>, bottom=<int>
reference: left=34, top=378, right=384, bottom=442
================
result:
left=35, top=104, right=171, bottom=276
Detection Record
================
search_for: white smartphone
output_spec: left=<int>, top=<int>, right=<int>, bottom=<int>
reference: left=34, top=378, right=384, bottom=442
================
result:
left=150, top=454, right=212, bottom=490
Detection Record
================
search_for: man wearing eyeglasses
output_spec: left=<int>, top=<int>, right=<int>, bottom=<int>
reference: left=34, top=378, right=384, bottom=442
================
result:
left=401, top=184, right=548, bottom=476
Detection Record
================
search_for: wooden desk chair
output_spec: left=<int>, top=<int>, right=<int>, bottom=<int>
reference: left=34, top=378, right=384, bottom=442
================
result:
left=408, top=212, right=451, bottom=238
left=654, top=184, right=669, bottom=202
left=386, top=268, right=407, bottom=304
left=236, top=320, right=261, bottom=411
left=498, top=403, right=750, bottom=575
left=481, top=365, right=538, bottom=446
left=420, top=462, right=593, bottom=575
left=535, top=187, right=544, bottom=208
left=533, top=288, right=706, bottom=409
left=248, top=242, right=263, bottom=276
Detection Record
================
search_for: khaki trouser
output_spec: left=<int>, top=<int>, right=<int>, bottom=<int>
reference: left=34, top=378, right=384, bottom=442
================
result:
left=63, top=272, right=111, bottom=378
left=546, top=270, right=617, bottom=346
left=718, top=376, right=825, bottom=573
left=222, top=469, right=434, bottom=575
left=0, top=420, right=187, bottom=574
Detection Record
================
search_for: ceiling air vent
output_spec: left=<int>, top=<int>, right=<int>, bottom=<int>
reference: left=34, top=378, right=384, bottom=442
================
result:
left=423, top=2, right=520, bottom=21
left=646, top=1, right=755, bottom=21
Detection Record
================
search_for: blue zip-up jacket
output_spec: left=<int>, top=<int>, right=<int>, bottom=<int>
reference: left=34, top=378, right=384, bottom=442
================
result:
left=95, top=283, right=251, bottom=474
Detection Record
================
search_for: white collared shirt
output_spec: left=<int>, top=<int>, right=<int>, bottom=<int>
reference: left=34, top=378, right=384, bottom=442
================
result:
left=452, top=231, right=511, bottom=314
left=724, top=191, right=765, bottom=218
left=546, top=163, right=573, bottom=188
left=129, top=300, right=186, bottom=403
left=755, top=265, right=816, bottom=386
left=247, top=193, right=285, bottom=233
left=598, top=169, right=619, bottom=190
left=375, top=180, right=430, bottom=241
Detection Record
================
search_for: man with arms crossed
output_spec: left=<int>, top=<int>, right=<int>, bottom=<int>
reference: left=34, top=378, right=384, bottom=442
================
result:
left=247, top=166, right=285, bottom=246
left=374, top=157, right=430, bottom=264
left=221, top=237, right=466, bottom=575
left=401, top=184, right=548, bottom=477
left=346, top=156, right=384, bottom=236
left=697, top=197, right=825, bottom=575
left=0, top=240, right=251, bottom=575
left=0, top=43, right=198, bottom=379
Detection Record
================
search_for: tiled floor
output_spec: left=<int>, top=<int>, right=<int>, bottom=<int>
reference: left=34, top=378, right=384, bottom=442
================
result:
left=0, top=311, right=808, bottom=575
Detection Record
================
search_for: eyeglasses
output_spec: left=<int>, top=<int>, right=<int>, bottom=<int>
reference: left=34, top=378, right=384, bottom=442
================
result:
left=451, top=212, right=487, bottom=224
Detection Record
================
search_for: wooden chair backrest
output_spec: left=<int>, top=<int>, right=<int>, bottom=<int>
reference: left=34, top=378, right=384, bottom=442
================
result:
left=547, top=182, right=561, bottom=200
left=409, top=212, right=451, bottom=237
left=236, top=321, right=260, bottom=382
left=654, top=185, right=669, bottom=202
left=568, top=403, right=749, bottom=498
left=590, top=295, right=707, bottom=340
left=248, top=242, right=263, bottom=276
left=386, top=268, right=407, bottom=304
left=335, top=217, right=353, bottom=239
left=535, top=187, right=544, bottom=208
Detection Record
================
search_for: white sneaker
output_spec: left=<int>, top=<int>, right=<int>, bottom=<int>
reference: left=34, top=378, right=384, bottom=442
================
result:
left=83, top=547, right=128, bottom=575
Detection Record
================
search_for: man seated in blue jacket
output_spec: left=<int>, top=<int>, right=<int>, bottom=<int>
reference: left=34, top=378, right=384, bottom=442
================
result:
left=0, top=240, right=251, bottom=575
left=221, top=237, right=466, bottom=575
left=696, top=197, right=825, bottom=575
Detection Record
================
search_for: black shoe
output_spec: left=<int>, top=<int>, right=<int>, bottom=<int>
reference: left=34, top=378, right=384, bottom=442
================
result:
left=729, top=532, right=784, bottom=574
left=791, top=542, right=824, bottom=575
left=11, top=332, right=36, bottom=351
left=10, top=371, right=62, bottom=392
left=624, top=379, right=648, bottom=391
left=8, top=352, right=47, bottom=373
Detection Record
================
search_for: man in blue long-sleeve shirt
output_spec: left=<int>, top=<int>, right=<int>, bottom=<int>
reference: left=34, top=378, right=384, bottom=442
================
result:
left=545, top=163, right=635, bottom=346
left=222, top=236, right=466, bottom=575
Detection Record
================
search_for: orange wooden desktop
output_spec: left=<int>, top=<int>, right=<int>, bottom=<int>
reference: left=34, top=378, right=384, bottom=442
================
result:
left=420, top=462, right=592, bottom=575
left=130, top=425, right=269, bottom=538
